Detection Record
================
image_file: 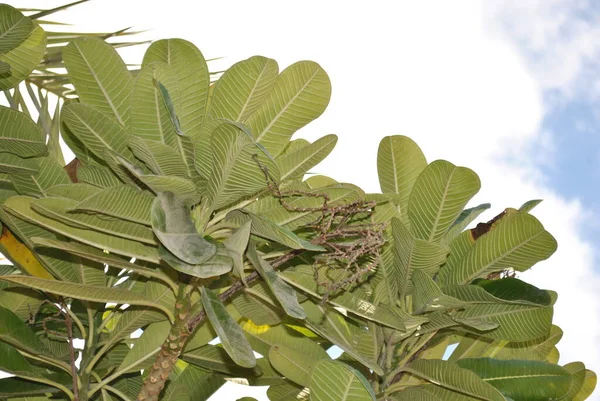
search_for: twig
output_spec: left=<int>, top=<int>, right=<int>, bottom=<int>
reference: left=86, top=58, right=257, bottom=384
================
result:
left=64, top=303, right=80, bottom=401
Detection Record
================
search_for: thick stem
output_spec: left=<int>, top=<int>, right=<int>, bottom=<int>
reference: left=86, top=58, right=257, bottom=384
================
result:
left=136, top=285, right=193, bottom=401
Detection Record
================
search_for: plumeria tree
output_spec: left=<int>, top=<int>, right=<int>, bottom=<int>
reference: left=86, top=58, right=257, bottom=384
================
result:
left=0, top=3, right=596, bottom=401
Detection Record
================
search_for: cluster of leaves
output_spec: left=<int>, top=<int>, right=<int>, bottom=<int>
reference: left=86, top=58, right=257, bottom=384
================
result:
left=0, top=3, right=597, bottom=401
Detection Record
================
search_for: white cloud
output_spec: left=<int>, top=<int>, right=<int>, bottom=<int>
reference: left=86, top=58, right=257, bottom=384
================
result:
left=5, top=1, right=599, bottom=400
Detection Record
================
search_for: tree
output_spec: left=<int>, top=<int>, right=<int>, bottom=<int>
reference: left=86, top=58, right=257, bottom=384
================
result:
left=0, top=3, right=596, bottom=401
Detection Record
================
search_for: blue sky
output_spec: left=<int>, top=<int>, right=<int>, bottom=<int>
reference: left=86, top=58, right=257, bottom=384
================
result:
left=5, top=1, right=600, bottom=400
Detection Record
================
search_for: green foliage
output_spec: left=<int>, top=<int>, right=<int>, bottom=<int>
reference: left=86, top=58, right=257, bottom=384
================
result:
left=0, top=4, right=595, bottom=401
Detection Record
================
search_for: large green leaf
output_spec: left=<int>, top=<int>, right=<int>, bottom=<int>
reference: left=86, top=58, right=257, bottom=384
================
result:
left=456, top=358, right=573, bottom=401
left=232, top=282, right=285, bottom=326
left=129, top=136, right=188, bottom=177
left=0, top=287, right=45, bottom=320
left=438, top=212, right=557, bottom=285
left=442, top=203, right=491, bottom=245
left=246, top=243, right=306, bottom=319
left=158, top=242, right=233, bottom=279
left=63, top=37, right=133, bottom=126
left=277, top=134, right=337, bottom=181
left=408, top=160, right=480, bottom=242
left=377, top=135, right=427, bottom=216
left=441, top=284, right=553, bottom=341
left=207, top=122, right=279, bottom=210
left=0, top=153, right=39, bottom=174
left=160, top=364, right=224, bottom=401
left=411, top=269, right=465, bottom=314
left=223, top=220, right=251, bottom=283
left=247, top=61, right=331, bottom=157
left=309, top=360, right=376, bottom=401
left=227, top=210, right=324, bottom=251
left=280, top=264, right=410, bottom=331
left=0, top=5, right=33, bottom=54
left=117, top=320, right=170, bottom=373
left=202, top=287, right=256, bottom=368
left=32, top=197, right=156, bottom=244
left=45, top=183, right=102, bottom=202
left=181, top=344, right=261, bottom=377
left=390, top=217, right=449, bottom=302
left=72, top=185, right=154, bottom=225
left=61, top=103, right=132, bottom=161
left=0, top=377, right=63, bottom=398
left=402, top=359, right=505, bottom=401
left=130, top=61, right=179, bottom=145
left=3, top=196, right=160, bottom=263
left=0, top=276, right=174, bottom=321
left=151, top=191, right=216, bottom=264
left=30, top=237, right=175, bottom=291
left=0, top=24, right=46, bottom=90
left=0, top=105, right=46, bottom=157
left=209, top=55, right=279, bottom=122
left=108, top=280, right=175, bottom=342
left=142, top=39, right=210, bottom=137
left=76, top=165, right=122, bottom=188
left=241, top=320, right=321, bottom=359
left=269, top=341, right=329, bottom=387
left=302, top=300, right=384, bottom=375
left=9, top=156, right=70, bottom=197
left=0, top=306, right=45, bottom=354
left=266, top=382, right=307, bottom=401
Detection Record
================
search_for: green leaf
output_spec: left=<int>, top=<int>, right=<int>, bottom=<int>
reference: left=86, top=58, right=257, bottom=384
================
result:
left=209, top=55, right=279, bottom=122
left=158, top=242, right=232, bottom=279
left=277, top=134, right=338, bottom=181
left=302, top=300, right=383, bottom=375
left=573, top=370, right=596, bottom=401
left=442, top=203, right=491, bottom=245
left=411, top=269, right=465, bottom=314
left=0, top=24, right=46, bottom=90
left=402, top=359, right=505, bottom=401
left=207, top=122, right=279, bottom=210
left=232, top=282, right=285, bottom=326
left=118, top=320, right=170, bottom=373
left=0, top=287, right=44, bottom=320
left=227, top=210, right=325, bottom=251
left=63, top=37, right=133, bottom=126
left=45, top=183, right=101, bottom=202
left=408, top=160, right=481, bottom=242
left=390, top=217, right=449, bottom=302
left=241, top=320, right=321, bottom=359
left=61, top=103, right=132, bottom=161
left=32, top=197, right=156, bottom=244
left=442, top=285, right=553, bottom=341
left=0, top=105, right=46, bottom=157
left=266, top=382, right=307, bottom=401
left=472, top=278, right=551, bottom=306
left=280, top=264, right=409, bottom=331
left=30, top=237, right=176, bottom=291
left=438, top=212, right=557, bottom=285
left=109, top=280, right=175, bottom=342
left=151, top=192, right=216, bottom=264
left=160, top=364, right=224, bottom=401
left=76, top=165, right=122, bottom=188
left=519, top=199, right=542, bottom=213
left=309, top=359, right=376, bottom=401
left=0, top=376, right=63, bottom=398
left=246, top=242, right=306, bottom=319
left=0, top=275, right=174, bottom=321
left=0, top=5, right=33, bottom=54
left=456, top=358, right=572, bottom=401
left=247, top=61, right=331, bottom=157
left=377, top=135, right=427, bottom=216
left=0, top=306, right=45, bottom=354
left=72, top=185, right=154, bottom=225
left=142, top=39, right=210, bottom=136
left=182, top=344, right=261, bottom=376
left=269, top=341, right=329, bottom=387
left=223, top=220, right=251, bottom=283
left=201, top=287, right=256, bottom=368
left=0, top=153, right=39, bottom=174
left=3, top=196, right=160, bottom=263
left=9, top=156, right=70, bottom=197
left=129, top=136, right=188, bottom=177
